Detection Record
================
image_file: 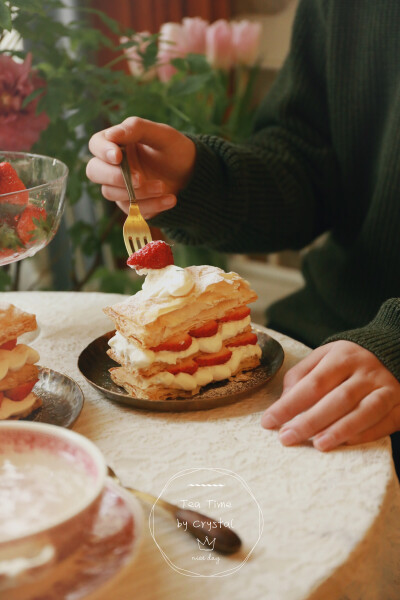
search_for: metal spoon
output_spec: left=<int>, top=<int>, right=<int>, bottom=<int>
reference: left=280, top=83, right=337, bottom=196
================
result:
left=107, top=465, right=242, bottom=555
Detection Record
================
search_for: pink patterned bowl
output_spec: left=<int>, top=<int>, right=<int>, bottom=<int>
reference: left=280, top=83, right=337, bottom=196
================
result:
left=0, top=421, right=107, bottom=591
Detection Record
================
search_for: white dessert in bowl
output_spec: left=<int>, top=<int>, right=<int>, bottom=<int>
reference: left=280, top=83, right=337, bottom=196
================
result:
left=0, top=421, right=106, bottom=591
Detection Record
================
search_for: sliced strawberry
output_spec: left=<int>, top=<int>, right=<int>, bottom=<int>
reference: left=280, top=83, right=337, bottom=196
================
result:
left=166, top=358, right=198, bottom=375
left=195, top=347, right=232, bottom=367
left=16, top=206, right=47, bottom=246
left=151, top=333, right=192, bottom=352
left=127, top=240, right=174, bottom=270
left=0, top=338, right=17, bottom=350
left=0, top=162, right=29, bottom=205
left=5, top=380, right=38, bottom=402
left=226, top=331, right=258, bottom=348
left=189, top=320, right=219, bottom=338
left=218, top=306, right=251, bottom=323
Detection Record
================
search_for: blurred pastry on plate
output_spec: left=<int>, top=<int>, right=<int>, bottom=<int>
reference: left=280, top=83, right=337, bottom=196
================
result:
left=104, top=241, right=262, bottom=401
left=0, top=303, right=41, bottom=419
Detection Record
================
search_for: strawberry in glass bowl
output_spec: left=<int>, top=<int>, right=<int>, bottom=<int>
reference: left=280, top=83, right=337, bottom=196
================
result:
left=0, top=151, right=68, bottom=266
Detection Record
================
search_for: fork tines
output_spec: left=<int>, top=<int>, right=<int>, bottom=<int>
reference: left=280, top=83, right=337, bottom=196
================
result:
left=127, top=235, right=151, bottom=255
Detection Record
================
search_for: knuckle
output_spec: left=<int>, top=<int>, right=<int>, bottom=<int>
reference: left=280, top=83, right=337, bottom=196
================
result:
left=85, top=160, right=94, bottom=178
left=87, top=135, right=96, bottom=154
left=308, top=374, right=325, bottom=395
left=368, top=390, right=392, bottom=415
left=123, top=116, right=141, bottom=131
left=334, top=387, right=354, bottom=409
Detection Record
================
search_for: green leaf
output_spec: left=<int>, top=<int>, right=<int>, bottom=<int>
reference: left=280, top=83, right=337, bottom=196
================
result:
left=21, top=88, right=43, bottom=109
left=170, top=57, right=187, bottom=72
left=185, top=53, right=210, bottom=73
left=168, top=72, right=213, bottom=97
left=140, top=37, right=158, bottom=70
left=0, top=1, right=12, bottom=31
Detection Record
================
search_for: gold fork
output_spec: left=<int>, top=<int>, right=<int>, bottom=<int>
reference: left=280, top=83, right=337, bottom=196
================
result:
left=120, top=146, right=152, bottom=255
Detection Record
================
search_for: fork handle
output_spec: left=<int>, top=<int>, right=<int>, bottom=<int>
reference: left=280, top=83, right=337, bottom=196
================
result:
left=120, top=147, right=137, bottom=205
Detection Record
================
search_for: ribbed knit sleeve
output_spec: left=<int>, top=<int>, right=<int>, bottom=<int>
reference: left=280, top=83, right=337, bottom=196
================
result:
left=324, top=299, right=400, bottom=382
left=150, top=0, right=340, bottom=254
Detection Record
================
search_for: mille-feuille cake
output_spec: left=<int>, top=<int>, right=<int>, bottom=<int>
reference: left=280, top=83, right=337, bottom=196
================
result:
left=0, top=302, right=41, bottom=419
left=103, top=241, right=262, bottom=401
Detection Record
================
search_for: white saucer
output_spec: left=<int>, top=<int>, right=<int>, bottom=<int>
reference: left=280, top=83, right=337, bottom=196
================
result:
left=8, top=479, right=143, bottom=600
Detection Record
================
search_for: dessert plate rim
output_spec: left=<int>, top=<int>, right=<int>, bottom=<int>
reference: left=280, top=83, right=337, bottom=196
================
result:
left=77, top=324, right=284, bottom=412
left=22, top=366, right=84, bottom=427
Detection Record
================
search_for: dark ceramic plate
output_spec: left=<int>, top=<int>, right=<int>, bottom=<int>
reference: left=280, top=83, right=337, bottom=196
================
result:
left=77, top=326, right=284, bottom=412
left=24, top=367, right=84, bottom=427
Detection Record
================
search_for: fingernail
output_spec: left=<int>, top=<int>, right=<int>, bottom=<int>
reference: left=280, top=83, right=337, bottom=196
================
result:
left=279, top=428, right=299, bottom=446
left=261, top=413, right=278, bottom=429
left=161, top=195, right=176, bottom=208
left=313, top=434, right=333, bottom=451
left=106, top=148, right=118, bottom=163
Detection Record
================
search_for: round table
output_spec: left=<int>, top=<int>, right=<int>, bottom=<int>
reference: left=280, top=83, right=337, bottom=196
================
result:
left=4, top=291, right=400, bottom=600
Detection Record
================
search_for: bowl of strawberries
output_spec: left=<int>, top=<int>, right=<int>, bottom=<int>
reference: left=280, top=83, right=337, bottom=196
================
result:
left=0, top=151, right=68, bottom=266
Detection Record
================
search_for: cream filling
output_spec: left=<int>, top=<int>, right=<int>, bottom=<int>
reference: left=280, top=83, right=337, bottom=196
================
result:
left=123, top=344, right=262, bottom=392
left=0, top=345, right=40, bottom=380
left=109, top=331, right=200, bottom=368
left=0, top=392, right=37, bottom=420
left=109, top=316, right=251, bottom=368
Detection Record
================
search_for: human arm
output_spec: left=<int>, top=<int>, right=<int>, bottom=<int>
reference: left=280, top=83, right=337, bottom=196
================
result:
left=87, top=0, right=340, bottom=254
left=261, top=299, right=400, bottom=450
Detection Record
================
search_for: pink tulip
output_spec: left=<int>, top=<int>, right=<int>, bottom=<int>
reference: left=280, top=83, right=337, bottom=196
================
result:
left=232, top=21, right=262, bottom=66
left=121, top=33, right=157, bottom=80
left=206, top=20, right=234, bottom=71
left=182, top=17, right=208, bottom=54
left=157, top=22, right=188, bottom=82
left=0, top=54, right=49, bottom=151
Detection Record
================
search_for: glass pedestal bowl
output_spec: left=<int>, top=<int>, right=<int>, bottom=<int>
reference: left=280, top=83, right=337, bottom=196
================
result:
left=0, top=151, right=68, bottom=267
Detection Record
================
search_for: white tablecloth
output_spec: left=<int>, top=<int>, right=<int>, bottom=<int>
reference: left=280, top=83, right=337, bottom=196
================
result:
left=4, top=291, right=400, bottom=600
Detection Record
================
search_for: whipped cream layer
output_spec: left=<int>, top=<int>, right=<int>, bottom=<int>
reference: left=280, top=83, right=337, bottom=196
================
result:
left=123, top=344, right=262, bottom=392
left=109, top=316, right=251, bottom=368
left=0, top=345, right=40, bottom=380
left=114, top=264, right=255, bottom=325
left=139, top=265, right=195, bottom=298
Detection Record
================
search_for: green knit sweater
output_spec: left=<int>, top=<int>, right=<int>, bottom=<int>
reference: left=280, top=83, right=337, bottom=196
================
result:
left=151, top=0, right=400, bottom=382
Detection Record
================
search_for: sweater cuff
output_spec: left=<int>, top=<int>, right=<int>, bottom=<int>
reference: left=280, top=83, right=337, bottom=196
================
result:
left=323, top=299, right=400, bottom=381
left=149, top=134, right=247, bottom=246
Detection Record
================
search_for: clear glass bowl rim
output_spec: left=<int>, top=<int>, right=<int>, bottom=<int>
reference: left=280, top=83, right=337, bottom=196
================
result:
left=0, top=150, right=69, bottom=199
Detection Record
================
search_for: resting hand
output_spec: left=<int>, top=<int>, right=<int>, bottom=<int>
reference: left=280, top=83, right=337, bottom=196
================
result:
left=86, top=117, right=196, bottom=217
left=261, top=340, right=400, bottom=451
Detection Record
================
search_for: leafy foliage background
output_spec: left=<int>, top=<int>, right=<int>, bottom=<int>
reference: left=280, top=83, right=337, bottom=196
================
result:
left=0, top=0, right=258, bottom=292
